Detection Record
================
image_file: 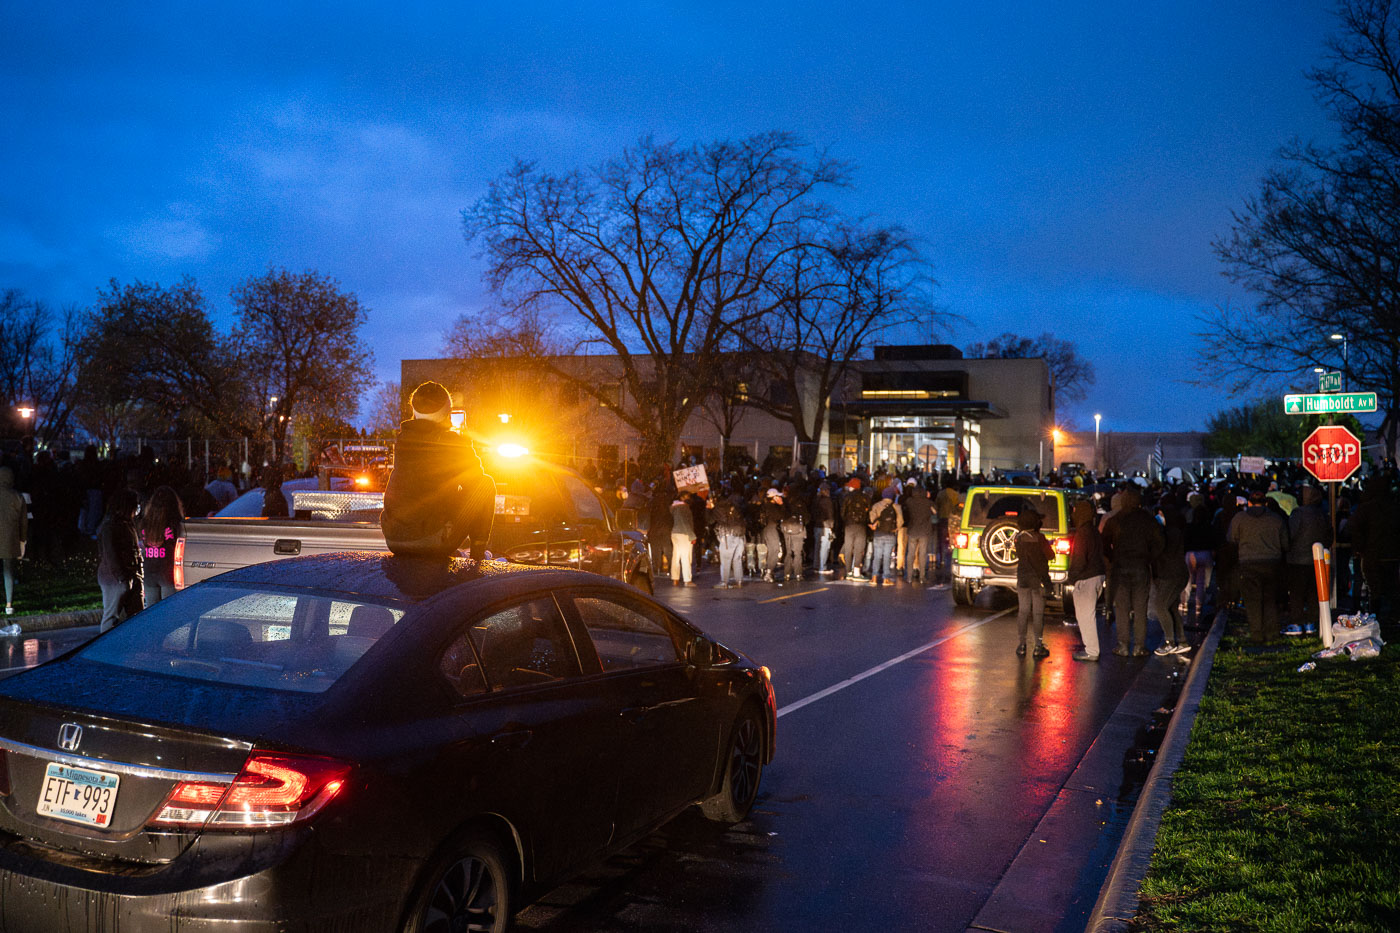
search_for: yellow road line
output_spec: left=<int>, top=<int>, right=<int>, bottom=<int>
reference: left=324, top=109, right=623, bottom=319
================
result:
left=756, top=586, right=832, bottom=605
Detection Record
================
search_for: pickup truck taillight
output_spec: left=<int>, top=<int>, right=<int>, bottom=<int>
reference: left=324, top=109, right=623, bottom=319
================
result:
left=173, top=537, right=186, bottom=590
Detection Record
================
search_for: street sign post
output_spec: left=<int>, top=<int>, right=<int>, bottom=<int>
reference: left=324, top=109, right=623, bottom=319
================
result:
left=1283, top=392, right=1377, bottom=415
left=1301, top=425, right=1362, bottom=483
left=1319, top=371, right=1343, bottom=393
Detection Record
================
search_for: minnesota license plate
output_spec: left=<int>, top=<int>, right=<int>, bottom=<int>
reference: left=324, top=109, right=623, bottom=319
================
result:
left=37, top=762, right=120, bottom=828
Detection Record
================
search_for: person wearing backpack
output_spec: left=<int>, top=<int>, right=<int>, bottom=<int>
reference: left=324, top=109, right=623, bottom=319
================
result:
left=779, top=486, right=808, bottom=583
left=838, top=479, right=871, bottom=581
left=867, top=487, right=903, bottom=586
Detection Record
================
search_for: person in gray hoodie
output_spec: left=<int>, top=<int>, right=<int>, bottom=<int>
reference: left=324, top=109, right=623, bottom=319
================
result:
left=1229, top=488, right=1289, bottom=643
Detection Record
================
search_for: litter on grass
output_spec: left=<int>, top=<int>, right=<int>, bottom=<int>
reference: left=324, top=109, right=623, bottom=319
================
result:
left=1298, top=662, right=1317, bottom=673
left=1311, top=615, right=1385, bottom=664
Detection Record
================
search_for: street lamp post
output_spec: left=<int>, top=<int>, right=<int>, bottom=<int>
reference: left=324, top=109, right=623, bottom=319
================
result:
left=1093, top=413, right=1102, bottom=474
left=1330, top=333, right=1348, bottom=390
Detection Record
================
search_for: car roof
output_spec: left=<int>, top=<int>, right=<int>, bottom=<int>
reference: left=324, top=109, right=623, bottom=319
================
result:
left=211, top=552, right=604, bottom=603
left=965, top=486, right=1068, bottom=496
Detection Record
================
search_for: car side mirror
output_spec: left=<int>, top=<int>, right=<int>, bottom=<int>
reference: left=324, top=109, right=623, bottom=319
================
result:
left=616, top=508, right=638, bottom=532
left=687, top=636, right=715, bottom=667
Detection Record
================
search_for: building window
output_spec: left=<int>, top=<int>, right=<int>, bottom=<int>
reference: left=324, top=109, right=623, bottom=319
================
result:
left=598, top=383, right=622, bottom=408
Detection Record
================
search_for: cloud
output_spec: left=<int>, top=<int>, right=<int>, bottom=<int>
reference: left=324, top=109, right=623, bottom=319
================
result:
left=108, top=203, right=218, bottom=262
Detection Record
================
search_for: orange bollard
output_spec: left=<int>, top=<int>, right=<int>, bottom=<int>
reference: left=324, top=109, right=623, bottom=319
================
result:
left=1312, top=542, right=1333, bottom=648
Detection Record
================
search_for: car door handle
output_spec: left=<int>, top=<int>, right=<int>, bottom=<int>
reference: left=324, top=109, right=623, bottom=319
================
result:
left=273, top=539, right=302, bottom=556
left=490, top=729, right=533, bottom=749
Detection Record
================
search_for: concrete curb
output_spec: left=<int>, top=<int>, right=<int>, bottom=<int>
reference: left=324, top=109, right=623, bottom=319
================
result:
left=1084, top=611, right=1226, bottom=932
left=4, top=610, right=100, bottom=634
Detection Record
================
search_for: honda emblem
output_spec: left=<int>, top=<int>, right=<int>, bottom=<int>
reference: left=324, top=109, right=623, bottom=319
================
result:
left=58, top=723, right=82, bottom=752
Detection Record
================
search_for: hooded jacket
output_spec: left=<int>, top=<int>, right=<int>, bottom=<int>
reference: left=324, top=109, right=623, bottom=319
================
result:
left=1228, top=504, right=1288, bottom=563
left=381, top=418, right=495, bottom=557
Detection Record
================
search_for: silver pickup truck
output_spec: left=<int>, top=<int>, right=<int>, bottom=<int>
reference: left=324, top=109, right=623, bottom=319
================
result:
left=177, top=471, right=653, bottom=591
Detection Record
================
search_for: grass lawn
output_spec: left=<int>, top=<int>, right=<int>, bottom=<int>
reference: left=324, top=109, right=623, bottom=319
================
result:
left=1134, top=621, right=1400, bottom=932
left=6, top=553, right=102, bottom=617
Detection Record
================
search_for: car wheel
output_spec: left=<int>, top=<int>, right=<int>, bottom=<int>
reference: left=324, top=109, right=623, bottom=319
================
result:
left=403, top=831, right=512, bottom=933
left=979, top=517, right=1020, bottom=574
left=629, top=571, right=654, bottom=595
left=701, top=707, right=764, bottom=823
left=952, top=578, right=972, bottom=606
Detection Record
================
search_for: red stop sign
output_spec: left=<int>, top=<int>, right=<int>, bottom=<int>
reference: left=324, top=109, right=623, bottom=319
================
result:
left=1302, top=425, right=1362, bottom=482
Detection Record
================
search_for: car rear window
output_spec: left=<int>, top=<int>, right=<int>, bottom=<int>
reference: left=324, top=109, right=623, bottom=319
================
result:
left=964, top=492, right=1066, bottom=532
left=77, top=585, right=406, bottom=693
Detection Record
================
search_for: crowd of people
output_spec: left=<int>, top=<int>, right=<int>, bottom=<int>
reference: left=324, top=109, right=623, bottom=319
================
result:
left=0, top=439, right=308, bottom=627
left=602, top=456, right=1400, bottom=658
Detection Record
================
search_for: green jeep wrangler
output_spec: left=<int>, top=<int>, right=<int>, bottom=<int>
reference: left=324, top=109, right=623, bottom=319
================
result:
left=950, top=486, right=1077, bottom=608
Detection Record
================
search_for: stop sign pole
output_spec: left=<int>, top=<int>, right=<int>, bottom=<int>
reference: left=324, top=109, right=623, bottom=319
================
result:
left=1300, top=423, right=1362, bottom=627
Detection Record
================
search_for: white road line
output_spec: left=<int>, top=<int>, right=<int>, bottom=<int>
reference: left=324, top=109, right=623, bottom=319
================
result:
left=775, top=607, right=1016, bottom=719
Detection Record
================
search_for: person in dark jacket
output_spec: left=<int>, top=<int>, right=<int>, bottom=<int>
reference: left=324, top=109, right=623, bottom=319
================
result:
left=1102, top=486, right=1165, bottom=656
left=1348, top=476, right=1400, bottom=624
left=138, top=485, right=184, bottom=606
left=1151, top=502, right=1191, bottom=655
left=1015, top=509, right=1055, bottom=658
left=381, top=382, right=496, bottom=560
left=838, top=479, right=871, bottom=580
left=1183, top=493, right=1217, bottom=619
left=260, top=465, right=289, bottom=519
left=1228, top=488, right=1289, bottom=642
left=780, top=486, right=808, bottom=583
left=707, top=491, right=746, bottom=588
left=814, top=483, right=836, bottom=574
left=647, top=475, right=675, bottom=578
left=902, top=485, right=935, bottom=584
left=760, top=488, right=787, bottom=584
left=1067, top=499, right=1107, bottom=660
left=1285, top=485, right=1330, bottom=635
left=97, top=489, right=142, bottom=633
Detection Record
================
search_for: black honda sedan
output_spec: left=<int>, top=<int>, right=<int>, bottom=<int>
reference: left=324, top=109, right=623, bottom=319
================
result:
left=0, top=554, right=775, bottom=932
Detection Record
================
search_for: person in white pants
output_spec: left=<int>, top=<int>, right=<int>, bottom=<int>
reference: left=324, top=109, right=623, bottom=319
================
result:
left=1067, top=500, right=1107, bottom=660
left=670, top=496, right=697, bottom=586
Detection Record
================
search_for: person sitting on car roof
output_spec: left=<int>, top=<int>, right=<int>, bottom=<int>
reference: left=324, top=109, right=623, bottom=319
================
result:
left=382, top=381, right=496, bottom=560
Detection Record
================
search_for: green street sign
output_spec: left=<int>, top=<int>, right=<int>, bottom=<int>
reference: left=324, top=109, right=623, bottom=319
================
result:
left=1319, top=371, right=1343, bottom=393
left=1283, top=392, right=1378, bottom=415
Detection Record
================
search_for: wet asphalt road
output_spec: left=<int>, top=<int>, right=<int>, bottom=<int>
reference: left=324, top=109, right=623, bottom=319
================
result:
left=0, top=577, right=1160, bottom=932
left=515, top=573, right=1153, bottom=933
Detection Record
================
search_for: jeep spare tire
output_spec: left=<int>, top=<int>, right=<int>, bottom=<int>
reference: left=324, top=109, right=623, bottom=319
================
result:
left=980, top=517, right=1021, bottom=574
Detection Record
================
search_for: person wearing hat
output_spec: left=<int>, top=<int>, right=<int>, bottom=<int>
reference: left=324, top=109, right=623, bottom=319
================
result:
left=838, top=478, right=871, bottom=580
left=381, top=381, right=496, bottom=560
left=1228, top=487, right=1289, bottom=643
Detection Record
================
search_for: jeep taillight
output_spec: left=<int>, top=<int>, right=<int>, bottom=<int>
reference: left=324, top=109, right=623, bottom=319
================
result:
left=955, top=533, right=969, bottom=548
left=1053, top=537, right=1072, bottom=555
left=150, top=751, right=350, bottom=830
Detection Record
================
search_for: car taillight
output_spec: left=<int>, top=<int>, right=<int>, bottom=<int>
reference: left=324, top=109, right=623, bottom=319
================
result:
left=150, top=751, right=350, bottom=830
left=1053, top=537, right=1072, bottom=555
left=955, top=533, right=969, bottom=548
left=173, top=536, right=186, bottom=590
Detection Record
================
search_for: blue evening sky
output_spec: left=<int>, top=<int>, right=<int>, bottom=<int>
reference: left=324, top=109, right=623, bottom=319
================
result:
left=1, top=1, right=1338, bottom=432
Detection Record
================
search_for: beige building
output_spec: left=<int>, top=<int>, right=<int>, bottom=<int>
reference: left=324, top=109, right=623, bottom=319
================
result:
left=401, top=344, right=1056, bottom=476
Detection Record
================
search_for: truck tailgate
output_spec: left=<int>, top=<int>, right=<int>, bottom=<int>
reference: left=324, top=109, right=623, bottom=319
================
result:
left=178, top=519, right=386, bottom=588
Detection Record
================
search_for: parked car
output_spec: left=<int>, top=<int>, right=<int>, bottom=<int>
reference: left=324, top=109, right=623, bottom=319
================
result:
left=0, top=555, right=775, bottom=931
left=950, top=485, right=1078, bottom=608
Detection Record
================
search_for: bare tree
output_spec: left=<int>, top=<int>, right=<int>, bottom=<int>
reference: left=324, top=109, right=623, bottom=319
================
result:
left=964, top=332, right=1095, bottom=407
left=0, top=289, right=80, bottom=444
left=740, top=225, right=933, bottom=452
left=365, top=381, right=405, bottom=436
left=1201, top=0, right=1400, bottom=454
left=232, top=268, right=375, bottom=462
left=463, top=133, right=847, bottom=468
